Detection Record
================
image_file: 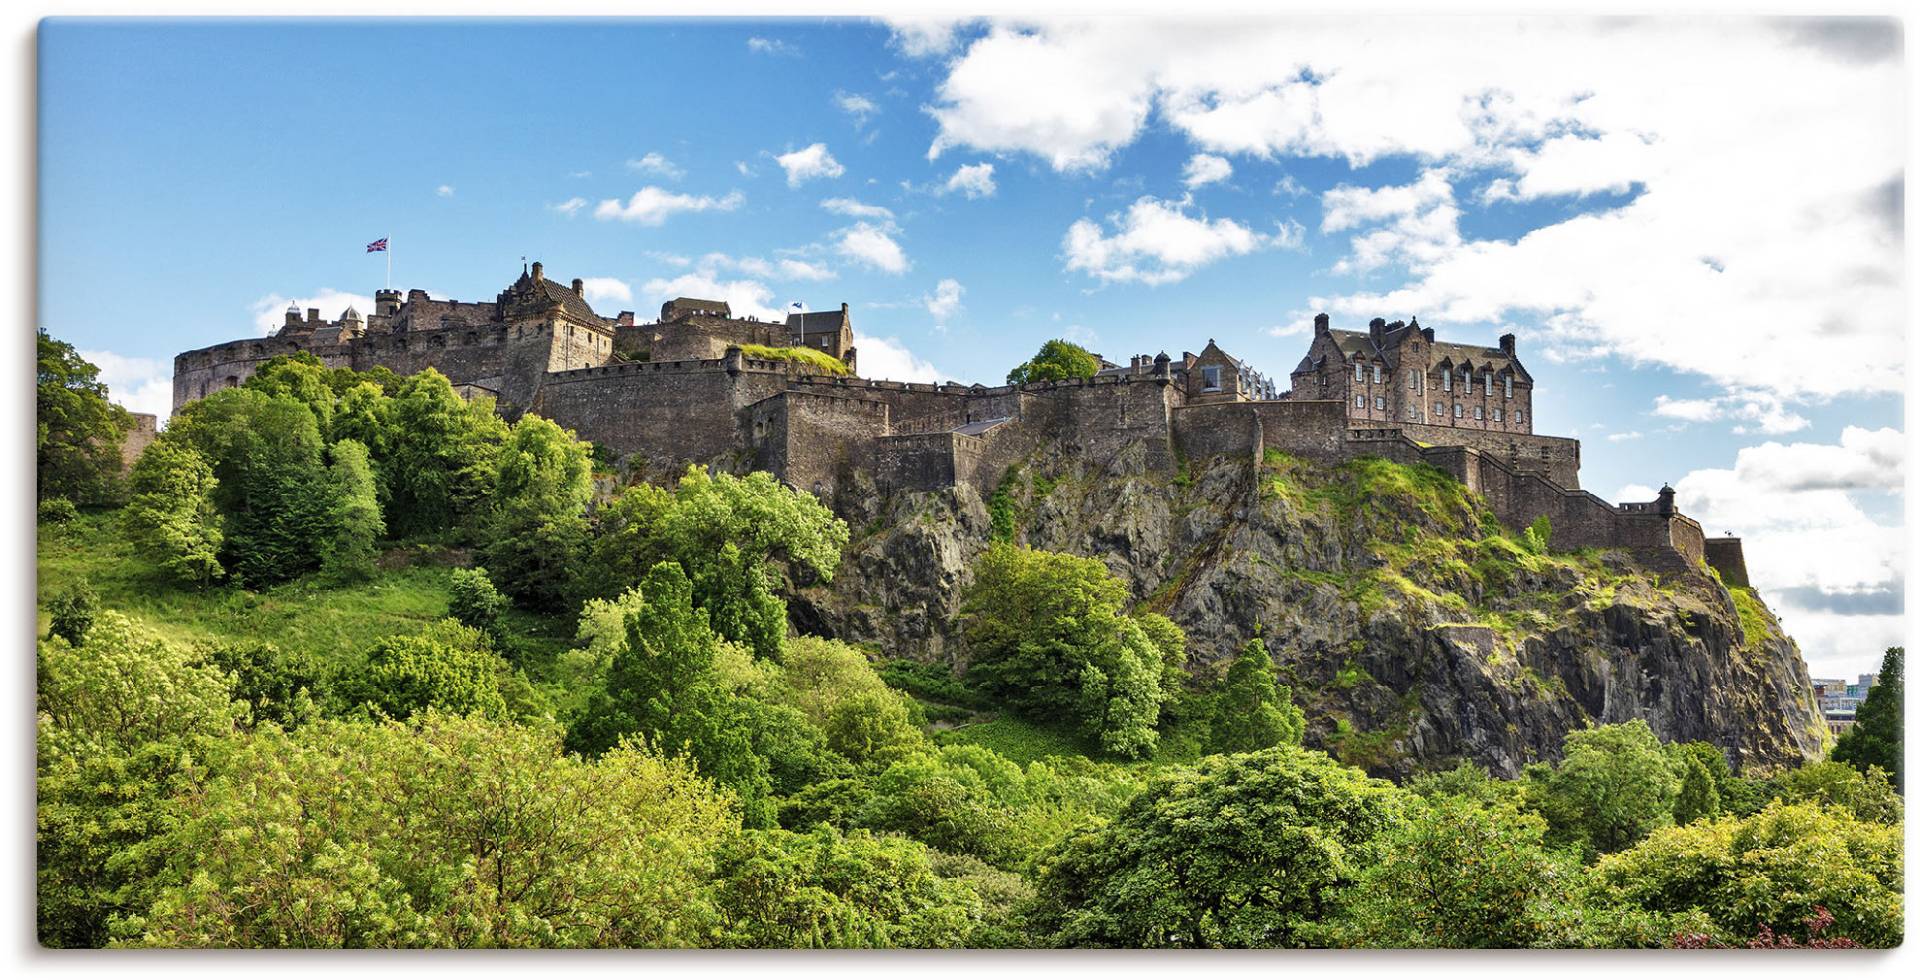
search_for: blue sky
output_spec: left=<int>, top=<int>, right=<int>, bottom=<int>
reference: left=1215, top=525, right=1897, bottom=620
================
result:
left=38, top=16, right=1905, bottom=676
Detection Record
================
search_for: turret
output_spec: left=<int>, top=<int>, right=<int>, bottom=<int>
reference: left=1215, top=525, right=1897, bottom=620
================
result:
left=531, top=261, right=544, bottom=283
left=284, top=302, right=302, bottom=328
left=375, top=288, right=402, bottom=317
left=1657, top=484, right=1676, bottom=516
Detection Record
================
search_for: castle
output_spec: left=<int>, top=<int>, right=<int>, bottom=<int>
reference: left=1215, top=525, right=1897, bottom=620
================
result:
left=172, top=263, right=1749, bottom=583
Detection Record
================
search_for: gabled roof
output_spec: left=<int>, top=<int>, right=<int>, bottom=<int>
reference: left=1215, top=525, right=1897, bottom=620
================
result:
left=666, top=297, right=732, bottom=317
left=533, top=277, right=602, bottom=324
left=786, top=309, right=848, bottom=336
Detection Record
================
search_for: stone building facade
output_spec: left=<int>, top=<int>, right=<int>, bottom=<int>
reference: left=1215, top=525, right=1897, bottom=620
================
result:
left=171, top=269, right=1742, bottom=582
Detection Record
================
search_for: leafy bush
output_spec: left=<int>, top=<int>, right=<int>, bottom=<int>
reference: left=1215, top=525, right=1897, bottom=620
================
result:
left=447, top=567, right=508, bottom=639
left=122, top=439, right=224, bottom=586
left=480, top=415, right=593, bottom=611
left=1206, top=637, right=1304, bottom=754
left=1528, top=720, right=1680, bottom=858
left=37, top=328, right=133, bottom=507
left=710, top=825, right=978, bottom=947
left=44, top=582, right=100, bottom=647
left=201, top=640, right=326, bottom=730
left=38, top=497, right=80, bottom=525
left=1005, top=339, right=1101, bottom=385
left=344, top=619, right=509, bottom=721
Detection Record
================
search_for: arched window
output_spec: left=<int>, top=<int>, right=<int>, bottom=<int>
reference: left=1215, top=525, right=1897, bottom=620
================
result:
left=1442, top=371, right=1452, bottom=392
left=1374, top=395, right=1385, bottom=410
left=1354, top=394, right=1365, bottom=408
left=1453, top=402, right=1464, bottom=418
left=1504, top=376, right=1513, bottom=398
left=1461, top=369, right=1472, bottom=395
left=1474, top=406, right=1484, bottom=420
left=1371, top=365, right=1382, bottom=383
left=1354, top=362, right=1364, bottom=382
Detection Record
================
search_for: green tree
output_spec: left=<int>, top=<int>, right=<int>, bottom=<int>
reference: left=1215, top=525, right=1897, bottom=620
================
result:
left=37, top=328, right=134, bottom=506
left=565, top=562, right=776, bottom=826
left=824, top=689, right=923, bottom=765
left=201, top=640, right=327, bottom=730
left=1831, top=646, right=1902, bottom=791
left=122, top=439, right=224, bottom=586
left=1587, top=801, right=1904, bottom=948
left=1207, top=637, right=1305, bottom=754
left=1326, top=796, right=1584, bottom=948
left=710, top=826, right=979, bottom=948
left=384, top=369, right=508, bottom=538
left=1025, top=745, right=1404, bottom=947
left=44, top=581, right=100, bottom=647
left=448, top=566, right=509, bottom=640
left=124, top=713, right=738, bottom=947
left=1672, top=752, right=1722, bottom=825
left=322, top=438, right=383, bottom=581
left=1769, top=760, right=1903, bottom=824
left=1529, top=721, right=1680, bottom=858
left=589, top=466, right=849, bottom=660
left=36, top=612, right=242, bottom=946
left=345, top=619, right=509, bottom=721
left=959, top=545, right=1174, bottom=757
left=243, top=352, right=338, bottom=441
left=1005, top=339, right=1102, bottom=386
left=480, top=414, right=593, bottom=611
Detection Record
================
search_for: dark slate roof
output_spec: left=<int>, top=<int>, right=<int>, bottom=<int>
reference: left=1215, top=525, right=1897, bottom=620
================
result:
left=535, top=277, right=603, bottom=323
left=667, top=297, right=732, bottom=317
left=786, top=309, right=847, bottom=336
left=1428, top=341, right=1528, bottom=381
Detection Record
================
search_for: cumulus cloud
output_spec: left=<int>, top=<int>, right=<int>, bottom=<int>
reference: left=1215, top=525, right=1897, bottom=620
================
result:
left=835, top=92, right=879, bottom=128
left=1615, top=426, right=1906, bottom=676
left=821, top=197, right=895, bottom=220
left=775, top=143, right=845, bottom=187
left=940, top=162, right=997, bottom=199
left=852, top=331, right=946, bottom=383
left=692, top=252, right=837, bottom=283
left=579, top=277, right=633, bottom=305
left=249, top=289, right=373, bottom=337
left=640, top=273, right=783, bottom=322
left=550, top=196, right=589, bottom=217
left=1319, top=168, right=1462, bottom=275
left=79, top=348, right=174, bottom=420
left=836, top=222, right=910, bottom=274
left=923, top=18, right=1903, bottom=402
left=887, top=17, right=970, bottom=58
left=1063, top=196, right=1288, bottom=285
left=625, top=153, right=684, bottom=179
left=924, top=278, right=964, bottom=323
left=436, top=184, right=454, bottom=197
left=1652, top=392, right=1810, bottom=435
left=594, top=187, right=745, bottom=225
left=1182, top=153, right=1232, bottom=188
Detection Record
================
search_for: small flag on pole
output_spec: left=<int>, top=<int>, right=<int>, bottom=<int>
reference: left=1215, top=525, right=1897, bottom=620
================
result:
left=366, top=238, right=389, bottom=253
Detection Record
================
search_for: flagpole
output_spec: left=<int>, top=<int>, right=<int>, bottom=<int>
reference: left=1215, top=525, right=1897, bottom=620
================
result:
left=386, top=235, right=392, bottom=290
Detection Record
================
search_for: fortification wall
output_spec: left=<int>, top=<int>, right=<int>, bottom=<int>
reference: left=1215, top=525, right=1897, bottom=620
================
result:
left=172, top=337, right=353, bottom=411
left=770, top=390, right=893, bottom=497
left=530, top=360, right=790, bottom=475
left=118, top=413, right=158, bottom=471
left=1394, top=422, right=1581, bottom=488
left=1705, top=536, right=1751, bottom=587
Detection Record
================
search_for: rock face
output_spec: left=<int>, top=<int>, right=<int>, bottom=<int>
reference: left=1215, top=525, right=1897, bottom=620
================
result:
left=795, top=447, right=1825, bottom=779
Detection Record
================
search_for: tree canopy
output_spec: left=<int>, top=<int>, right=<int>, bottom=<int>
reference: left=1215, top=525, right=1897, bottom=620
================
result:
left=1831, top=646, right=1902, bottom=791
left=37, top=328, right=134, bottom=507
left=1005, top=339, right=1103, bottom=386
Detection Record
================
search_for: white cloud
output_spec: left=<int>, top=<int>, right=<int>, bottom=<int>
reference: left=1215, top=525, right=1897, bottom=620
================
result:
left=593, top=187, right=745, bottom=225
left=1063, top=195, right=1278, bottom=285
left=924, top=278, right=964, bottom=323
left=775, top=143, right=845, bottom=187
left=746, top=36, right=796, bottom=56
left=923, top=18, right=1903, bottom=402
left=1182, top=153, right=1232, bottom=188
left=1614, top=427, right=1906, bottom=676
left=820, top=197, right=895, bottom=220
left=941, top=162, right=997, bottom=199
left=887, top=17, right=970, bottom=59
left=1606, top=430, right=1643, bottom=443
left=735, top=161, right=755, bottom=177
left=579, top=277, right=633, bottom=306
left=1266, top=319, right=1312, bottom=338
left=79, top=349, right=173, bottom=420
left=640, top=273, right=782, bottom=322
left=625, top=153, right=684, bottom=179
left=695, top=252, right=838, bottom=283
left=836, top=222, right=911, bottom=274
left=550, top=196, right=589, bottom=217
left=435, top=184, right=454, bottom=197
left=1652, top=393, right=1810, bottom=435
left=835, top=92, right=879, bottom=128
left=852, top=331, right=945, bottom=383
left=249, top=289, right=373, bottom=337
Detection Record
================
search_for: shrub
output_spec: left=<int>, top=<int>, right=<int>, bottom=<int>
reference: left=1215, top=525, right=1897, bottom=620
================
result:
left=38, top=497, right=80, bottom=525
left=345, top=619, right=509, bottom=721
left=448, top=567, right=508, bottom=639
left=44, top=582, right=100, bottom=647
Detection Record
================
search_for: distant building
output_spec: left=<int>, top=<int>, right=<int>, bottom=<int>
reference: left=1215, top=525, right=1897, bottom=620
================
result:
left=1812, top=673, right=1877, bottom=733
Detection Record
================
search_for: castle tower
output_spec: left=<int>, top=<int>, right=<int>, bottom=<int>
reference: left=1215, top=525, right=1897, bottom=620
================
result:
left=374, top=288, right=402, bottom=317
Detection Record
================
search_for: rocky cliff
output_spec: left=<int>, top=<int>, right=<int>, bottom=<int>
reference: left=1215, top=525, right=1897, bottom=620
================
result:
left=794, top=445, right=1826, bottom=779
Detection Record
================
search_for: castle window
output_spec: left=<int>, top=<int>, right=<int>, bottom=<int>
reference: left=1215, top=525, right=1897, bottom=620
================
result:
left=1354, top=362, right=1364, bottom=382
left=1474, top=406, right=1484, bottom=420
left=1433, top=401, right=1444, bottom=416
left=1493, top=408, right=1504, bottom=422
left=1454, top=402, right=1463, bottom=418
left=1408, top=371, right=1417, bottom=390
left=1484, top=371, right=1493, bottom=392
left=1371, top=365, right=1382, bottom=383
left=1355, top=394, right=1366, bottom=408
left=1202, top=366, right=1222, bottom=391
left=1374, top=395, right=1385, bottom=410
left=1515, top=410, right=1524, bottom=424
left=1442, top=372, right=1452, bottom=392
left=1461, top=369, right=1471, bottom=394
left=1504, top=376, right=1513, bottom=398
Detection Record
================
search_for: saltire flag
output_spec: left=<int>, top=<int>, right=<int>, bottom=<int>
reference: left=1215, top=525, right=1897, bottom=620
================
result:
left=366, top=238, right=389, bottom=253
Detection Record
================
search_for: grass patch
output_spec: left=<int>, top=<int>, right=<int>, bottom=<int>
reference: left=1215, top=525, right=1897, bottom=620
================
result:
left=935, top=716, right=1094, bottom=766
left=738, top=343, right=850, bottom=375
left=879, top=658, right=988, bottom=709
left=1728, top=586, right=1778, bottom=649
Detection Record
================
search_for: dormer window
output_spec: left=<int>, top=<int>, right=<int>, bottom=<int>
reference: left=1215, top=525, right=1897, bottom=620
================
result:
left=1504, top=376, right=1513, bottom=398
left=1202, top=365, right=1222, bottom=391
left=1483, top=371, right=1492, bottom=392
left=1371, top=365, right=1382, bottom=383
left=1461, top=369, right=1471, bottom=395
left=1442, top=372, right=1452, bottom=392
left=1354, top=362, right=1364, bottom=382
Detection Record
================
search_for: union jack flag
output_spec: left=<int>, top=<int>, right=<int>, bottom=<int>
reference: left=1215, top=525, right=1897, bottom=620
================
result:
left=366, top=238, right=388, bottom=253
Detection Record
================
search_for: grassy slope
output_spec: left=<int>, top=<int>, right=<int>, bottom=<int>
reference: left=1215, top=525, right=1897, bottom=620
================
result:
left=36, top=511, right=572, bottom=672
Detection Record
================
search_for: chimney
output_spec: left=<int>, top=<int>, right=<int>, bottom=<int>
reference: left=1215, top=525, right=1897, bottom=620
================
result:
left=1368, top=317, right=1385, bottom=345
left=1313, top=312, right=1330, bottom=336
left=616, top=311, right=635, bottom=327
left=1499, top=333, right=1516, bottom=356
left=840, top=302, right=849, bottom=314
left=307, top=307, right=320, bottom=323
left=531, top=261, right=544, bottom=282
left=571, top=278, right=584, bottom=296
